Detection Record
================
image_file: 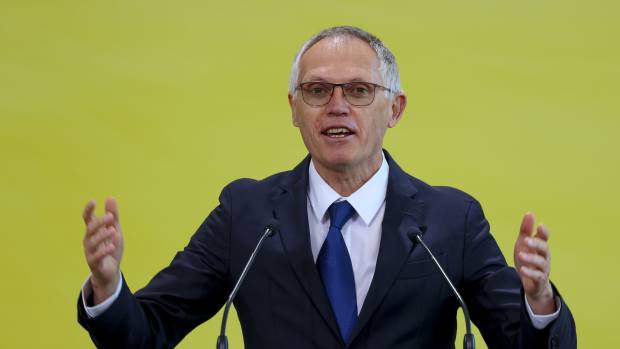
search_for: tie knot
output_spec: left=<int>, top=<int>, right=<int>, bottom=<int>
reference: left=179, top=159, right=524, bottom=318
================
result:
left=328, top=200, right=355, bottom=229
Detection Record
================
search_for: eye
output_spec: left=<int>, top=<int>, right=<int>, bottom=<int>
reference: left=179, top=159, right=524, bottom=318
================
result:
left=346, top=83, right=373, bottom=97
left=303, top=83, right=330, bottom=96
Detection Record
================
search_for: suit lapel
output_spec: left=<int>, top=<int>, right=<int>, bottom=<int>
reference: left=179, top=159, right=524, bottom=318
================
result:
left=272, top=156, right=343, bottom=345
left=348, top=152, right=426, bottom=345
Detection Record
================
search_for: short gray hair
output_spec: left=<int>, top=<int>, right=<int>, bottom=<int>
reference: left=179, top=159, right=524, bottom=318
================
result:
left=288, top=26, right=401, bottom=96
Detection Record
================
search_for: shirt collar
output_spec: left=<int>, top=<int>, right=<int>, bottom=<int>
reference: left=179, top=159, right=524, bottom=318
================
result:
left=308, top=153, right=389, bottom=226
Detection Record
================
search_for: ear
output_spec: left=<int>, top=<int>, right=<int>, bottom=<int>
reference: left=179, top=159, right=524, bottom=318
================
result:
left=289, top=93, right=300, bottom=127
left=387, top=93, right=407, bottom=128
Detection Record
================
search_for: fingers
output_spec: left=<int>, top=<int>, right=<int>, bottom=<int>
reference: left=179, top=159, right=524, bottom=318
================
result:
left=84, top=225, right=117, bottom=254
left=516, top=232, right=551, bottom=290
left=82, top=200, right=96, bottom=224
left=516, top=214, right=550, bottom=256
left=519, top=265, right=548, bottom=284
left=84, top=224, right=122, bottom=271
left=86, top=240, right=117, bottom=267
left=516, top=235, right=550, bottom=267
left=83, top=198, right=121, bottom=238
left=85, top=212, right=115, bottom=238
left=105, top=197, right=120, bottom=222
left=515, top=214, right=551, bottom=272
left=519, top=212, right=535, bottom=237
left=82, top=198, right=123, bottom=285
left=517, top=250, right=549, bottom=273
left=83, top=201, right=117, bottom=262
left=535, top=223, right=550, bottom=242
left=525, top=236, right=549, bottom=257
left=515, top=212, right=554, bottom=303
left=519, top=250, right=547, bottom=265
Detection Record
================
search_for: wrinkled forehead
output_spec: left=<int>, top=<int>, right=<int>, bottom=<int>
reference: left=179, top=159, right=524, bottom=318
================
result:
left=298, top=36, right=382, bottom=84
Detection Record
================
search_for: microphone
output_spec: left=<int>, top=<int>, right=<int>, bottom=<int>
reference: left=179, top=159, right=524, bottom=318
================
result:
left=216, top=220, right=280, bottom=349
left=407, top=226, right=475, bottom=349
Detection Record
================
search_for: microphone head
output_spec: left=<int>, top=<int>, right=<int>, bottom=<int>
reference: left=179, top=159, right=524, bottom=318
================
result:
left=264, top=219, right=280, bottom=237
left=406, top=226, right=424, bottom=243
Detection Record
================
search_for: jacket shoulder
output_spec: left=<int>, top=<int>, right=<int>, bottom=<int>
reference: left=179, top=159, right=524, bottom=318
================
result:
left=221, top=168, right=294, bottom=198
left=404, top=173, right=478, bottom=205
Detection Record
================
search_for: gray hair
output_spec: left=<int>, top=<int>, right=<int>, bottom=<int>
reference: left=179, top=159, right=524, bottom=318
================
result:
left=288, top=26, right=401, bottom=96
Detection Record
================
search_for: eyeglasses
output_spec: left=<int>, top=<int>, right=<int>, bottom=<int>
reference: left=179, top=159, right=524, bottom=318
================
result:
left=296, top=81, right=393, bottom=107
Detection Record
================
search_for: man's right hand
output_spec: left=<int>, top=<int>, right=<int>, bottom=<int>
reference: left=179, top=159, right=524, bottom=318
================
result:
left=82, top=197, right=124, bottom=305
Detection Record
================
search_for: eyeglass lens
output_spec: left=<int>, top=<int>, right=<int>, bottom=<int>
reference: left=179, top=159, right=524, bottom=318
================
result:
left=300, top=82, right=376, bottom=106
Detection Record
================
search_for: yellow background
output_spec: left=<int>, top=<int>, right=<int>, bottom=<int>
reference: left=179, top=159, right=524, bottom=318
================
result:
left=1, top=0, right=618, bottom=347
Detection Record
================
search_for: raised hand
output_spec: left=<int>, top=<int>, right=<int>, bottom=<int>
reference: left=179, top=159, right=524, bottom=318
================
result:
left=82, top=197, right=124, bottom=305
left=514, top=212, right=556, bottom=315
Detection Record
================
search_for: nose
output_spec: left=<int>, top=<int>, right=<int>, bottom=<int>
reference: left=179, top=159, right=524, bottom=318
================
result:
left=326, top=86, right=350, bottom=116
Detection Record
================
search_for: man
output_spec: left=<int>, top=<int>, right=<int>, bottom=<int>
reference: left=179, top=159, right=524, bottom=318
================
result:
left=78, top=26, right=576, bottom=348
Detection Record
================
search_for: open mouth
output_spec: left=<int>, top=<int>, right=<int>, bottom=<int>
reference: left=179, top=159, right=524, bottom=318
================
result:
left=322, top=127, right=354, bottom=138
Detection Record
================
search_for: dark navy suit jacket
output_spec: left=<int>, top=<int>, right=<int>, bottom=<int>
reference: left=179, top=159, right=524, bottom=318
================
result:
left=78, top=152, right=576, bottom=348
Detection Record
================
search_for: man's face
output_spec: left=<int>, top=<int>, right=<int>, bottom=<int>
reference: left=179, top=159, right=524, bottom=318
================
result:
left=289, top=36, right=405, bottom=173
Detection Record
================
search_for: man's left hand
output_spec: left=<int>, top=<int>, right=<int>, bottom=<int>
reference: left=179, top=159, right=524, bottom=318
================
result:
left=514, top=212, right=556, bottom=315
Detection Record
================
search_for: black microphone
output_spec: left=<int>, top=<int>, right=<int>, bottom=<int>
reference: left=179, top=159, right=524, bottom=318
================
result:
left=407, top=226, right=475, bottom=349
left=216, top=220, right=280, bottom=349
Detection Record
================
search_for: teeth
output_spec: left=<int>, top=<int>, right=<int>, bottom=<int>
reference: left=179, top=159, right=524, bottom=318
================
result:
left=324, top=128, right=352, bottom=138
left=326, top=128, right=350, bottom=135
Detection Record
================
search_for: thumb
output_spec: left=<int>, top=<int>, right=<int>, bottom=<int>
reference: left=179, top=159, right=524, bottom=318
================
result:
left=519, top=212, right=535, bottom=237
left=105, top=197, right=120, bottom=222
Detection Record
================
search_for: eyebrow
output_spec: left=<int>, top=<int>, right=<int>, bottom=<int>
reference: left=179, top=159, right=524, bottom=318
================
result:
left=302, top=76, right=370, bottom=83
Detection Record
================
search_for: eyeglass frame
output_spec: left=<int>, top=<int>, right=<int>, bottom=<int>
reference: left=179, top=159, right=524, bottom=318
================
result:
left=294, top=81, right=395, bottom=107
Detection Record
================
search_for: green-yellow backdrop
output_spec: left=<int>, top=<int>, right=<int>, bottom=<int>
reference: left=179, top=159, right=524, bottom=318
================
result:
left=1, top=0, right=618, bottom=347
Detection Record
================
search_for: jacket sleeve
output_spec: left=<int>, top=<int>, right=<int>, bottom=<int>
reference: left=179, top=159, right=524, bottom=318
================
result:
left=77, top=185, right=234, bottom=348
left=461, top=199, right=577, bottom=349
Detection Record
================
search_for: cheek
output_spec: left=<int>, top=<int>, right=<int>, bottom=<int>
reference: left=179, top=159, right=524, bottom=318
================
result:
left=364, top=118, right=389, bottom=148
left=292, top=104, right=303, bottom=127
left=295, top=111, right=321, bottom=137
left=362, top=109, right=390, bottom=138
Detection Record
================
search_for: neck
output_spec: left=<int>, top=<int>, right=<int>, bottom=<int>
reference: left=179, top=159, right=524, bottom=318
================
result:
left=313, top=152, right=383, bottom=197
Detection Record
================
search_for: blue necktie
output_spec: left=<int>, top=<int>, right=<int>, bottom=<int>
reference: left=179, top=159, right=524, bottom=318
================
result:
left=317, top=200, right=357, bottom=343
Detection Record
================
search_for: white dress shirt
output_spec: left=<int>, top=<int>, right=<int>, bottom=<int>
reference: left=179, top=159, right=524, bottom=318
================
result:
left=307, top=155, right=388, bottom=314
left=83, top=152, right=560, bottom=329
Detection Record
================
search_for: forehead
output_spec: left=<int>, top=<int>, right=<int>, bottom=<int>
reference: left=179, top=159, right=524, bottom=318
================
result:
left=298, top=36, right=382, bottom=83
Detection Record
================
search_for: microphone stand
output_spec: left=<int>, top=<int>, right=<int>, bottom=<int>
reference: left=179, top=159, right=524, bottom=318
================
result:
left=216, top=221, right=279, bottom=349
left=408, top=227, right=475, bottom=349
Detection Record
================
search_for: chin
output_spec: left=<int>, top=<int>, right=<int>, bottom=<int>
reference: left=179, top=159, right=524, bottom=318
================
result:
left=317, top=152, right=359, bottom=170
